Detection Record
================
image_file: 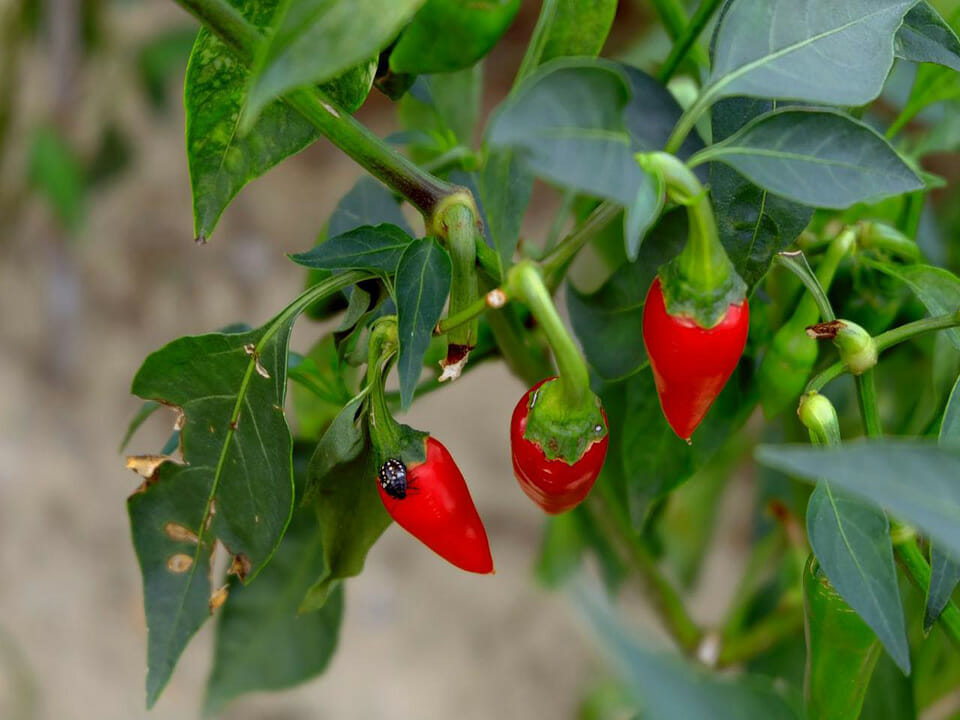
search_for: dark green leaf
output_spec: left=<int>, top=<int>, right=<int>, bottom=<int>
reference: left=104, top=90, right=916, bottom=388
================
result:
left=329, top=178, right=412, bottom=238
left=861, top=653, right=916, bottom=720
left=619, top=64, right=704, bottom=160
left=389, top=0, right=520, bottom=74
left=896, top=2, right=960, bottom=72
left=926, top=376, right=960, bottom=632
left=128, top=281, right=352, bottom=705
left=567, top=211, right=686, bottom=380
left=245, top=0, right=424, bottom=123
left=27, top=125, right=85, bottom=233
left=756, top=440, right=960, bottom=565
left=693, top=109, right=924, bottom=209
left=204, top=480, right=343, bottom=715
left=807, top=483, right=909, bottom=672
left=290, top=224, right=415, bottom=272
left=478, top=149, right=533, bottom=272
left=709, top=0, right=915, bottom=106
left=486, top=59, right=651, bottom=252
left=538, top=0, right=618, bottom=63
left=865, top=260, right=960, bottom=350
left=570, top=578, right=799, bottom=719
left=395, top=238, right=452, bottom=409
left=427, top=68, right=484, bottom=148
left=302, top=422, right=390, bottom=611
left=710, top=98, right=812, bottom=292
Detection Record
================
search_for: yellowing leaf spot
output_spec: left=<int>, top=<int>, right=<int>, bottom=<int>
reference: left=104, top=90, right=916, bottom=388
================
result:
left=163, top=522, right=199, bottom=544
left=167, top=554, right=194, bottom=573
left=243, top=343, right=271, bottom=379
left=227, top=554, right=252, bottom=581
left=209, top=585, right=229, bottom=613
left=125, top=454, right=176, bottom=479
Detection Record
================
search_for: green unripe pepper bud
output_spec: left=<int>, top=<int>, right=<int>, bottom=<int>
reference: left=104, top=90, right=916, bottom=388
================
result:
left=798, top=392, right=841, bottom=447
left=804, top=555, right=882, bottom=720
left=807, top=319, right=878, bottom=376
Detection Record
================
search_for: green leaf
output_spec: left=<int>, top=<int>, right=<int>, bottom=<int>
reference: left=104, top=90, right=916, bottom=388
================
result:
left=478, top=149, right=533, bottom=272
left=538, top=0, right=618, bottom=63
left=245, top=0, right=425, bottom=124
left=27, top=124, right=85, bottom=233
left=756, top=440, right=960, bottom=566
left=692, top=108, right=924, bottom=209
left=128, top=273, right=366, bottom=706
left=896, top=2, right=960, bottom=72
left=710, top=98, right=813, bottom=292
left=389, top=0, right=521, bottom=74
left=806, top=483, right=909, bottom=673
left=485, top=58, right=651, bottom=253
left=569, top=578, right=799, bottom=719
left=708, top=0, right=915, bottom=106
left=290, top=336, right=355, bottom=440
left=186, top=1, right=378, bottom=241
left=620, top=64, right=704, bottom=159
left=204, top=451, right=343, bottom=715
left=926, top=375, right=960, bottom=633
left=860, top=653, right=916, bottom=720
left=395, top=238, right=452, bottom=409
left=290, top=224, right=415, bottom=272
left=865, top=260, right=960, bottom=351
left=302, top=409, right=390, bottom=611
left=566, top=211, right=686, bottom=381
left=329, top=178, right=413, bottom=238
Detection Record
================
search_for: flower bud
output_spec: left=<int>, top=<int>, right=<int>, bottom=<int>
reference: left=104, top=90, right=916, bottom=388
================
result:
left=798, top=392, right=841, bottom=447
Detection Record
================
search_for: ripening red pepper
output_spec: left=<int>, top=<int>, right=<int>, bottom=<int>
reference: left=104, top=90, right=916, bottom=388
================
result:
left=642, top=276, right=749, bottom=441
left=511, top=378, right=609, bottom=514
left=377, top=436, right=494, bottom=574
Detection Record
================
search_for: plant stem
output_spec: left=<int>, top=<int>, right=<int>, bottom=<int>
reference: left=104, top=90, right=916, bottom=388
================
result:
left=436, top=288, right=507, bottom=335
left=541, top=201, right=620, bottom=289
left=807, top=311, right=960, bottom=392
left=439, top=203, right=480, bottom=351
left=511, top=262, right=589, bottom=408
left=894, top=536, right=960, bottom=650
left=587, top=494, right=703, bottom=653
left=513, top=0, right=560, bottom=89
left=856, top=369, right=883, bottom=438
left=716, top=601, right=805, bottom=666
left=173, top=0, right=457, bottom=221
left=658, top=0, right=724, bottom=83
left=648, top=0, right=710, bottom=69
left=665, top=89, right=714, bottom=155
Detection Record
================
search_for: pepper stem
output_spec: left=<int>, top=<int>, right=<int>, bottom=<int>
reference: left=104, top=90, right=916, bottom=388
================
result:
left=508, top=261, right=590, bottom=410
left=365, top=318, right=402, bottom=457
left=437, top=202, right=480, bottom=360
left=641, top=152, right=745, bottom=327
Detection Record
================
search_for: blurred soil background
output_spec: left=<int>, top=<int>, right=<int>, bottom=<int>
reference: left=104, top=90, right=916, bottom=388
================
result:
left=0, top=1, right=752, bottom=718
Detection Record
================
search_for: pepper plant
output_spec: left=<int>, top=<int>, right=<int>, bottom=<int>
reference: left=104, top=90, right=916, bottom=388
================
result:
left=122, top=0, right=960, bottom=716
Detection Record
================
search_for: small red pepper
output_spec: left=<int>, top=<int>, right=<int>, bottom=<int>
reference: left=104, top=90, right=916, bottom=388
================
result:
left=642, top=276, right=749, bottom=441
left=510, top=377, right=609, bottom=514
left=377, top=436, right=494, bottom=574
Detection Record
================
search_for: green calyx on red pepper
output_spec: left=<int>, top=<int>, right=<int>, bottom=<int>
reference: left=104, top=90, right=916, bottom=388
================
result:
left=640, top=152, right=746, bottom=328
left=506, top=261, right=607, bottom=464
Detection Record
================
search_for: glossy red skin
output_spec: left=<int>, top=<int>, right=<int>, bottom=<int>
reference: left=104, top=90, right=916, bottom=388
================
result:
left=377, top=437, right=493, bottom=574
left=510, top=378, right=609, bottom=514
left=642, top=277, right=749, bottom=441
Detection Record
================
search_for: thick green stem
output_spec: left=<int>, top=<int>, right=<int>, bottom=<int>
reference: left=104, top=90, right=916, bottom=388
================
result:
left=510, top=262, right=589, bottom=408
left=665, top=90, right=715, bottom=155
left=439, top=203, right=480, bottom=352
left=174, top=0, right=458, bottom=221
left=658, top=0, right=724, bottom=83
left=807, top=311, right=960, bottom=392
left=365, top=319, right=402, bottom=451
left=513, top=0, right=560, bottom=88
left=856, top=370, right=883, bottom=438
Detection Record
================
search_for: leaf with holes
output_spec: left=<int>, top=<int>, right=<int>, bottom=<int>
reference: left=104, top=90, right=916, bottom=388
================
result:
left=127, top=271, right=368, bottom=707
left=691, top=109, right=923, bottom=209
left=395, top=238, right=452, bottom=409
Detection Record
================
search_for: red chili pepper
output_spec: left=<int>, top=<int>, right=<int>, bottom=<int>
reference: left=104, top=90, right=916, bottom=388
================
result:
left=377, top=436, right=494, bottom=574
left=642, top=277, right=749, bottom=441
left=510, top=378, right=609, bottom=514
